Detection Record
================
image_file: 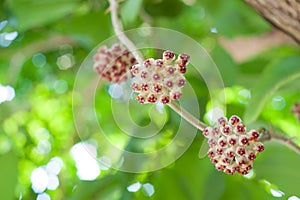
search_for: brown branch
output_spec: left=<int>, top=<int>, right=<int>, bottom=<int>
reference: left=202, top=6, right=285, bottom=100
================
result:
left=244, top=0, right=300, bottom=44
left=260, top=127, right=300, bottom=155
left=168, top=101, right=207, bottom=131
left=108, top=0, right=144, bottom=64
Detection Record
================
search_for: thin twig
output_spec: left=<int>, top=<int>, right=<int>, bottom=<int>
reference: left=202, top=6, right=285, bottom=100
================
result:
left=108, top=0, right=144, bottom=64
left=260, top=127, right=300, bottom=155
left=168, top=101, right=207, bottom=131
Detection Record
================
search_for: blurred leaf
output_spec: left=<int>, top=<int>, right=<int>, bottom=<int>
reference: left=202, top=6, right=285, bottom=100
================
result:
left=219, top=175, right=275, bottom=200
left=198, top=138, right=208, bottom=159
left=0, top=152, right=18, bottom=200
left=244, top=55, right=300, bottom=124
left=7, top=0, right=80, bottom=31
left=68, top=175, right=121, bottom=200
left=54, top=10, right=110, bottom=48
left=152, top=140, right=212, bottom=199
left=120, top=0, right=143, bottom=28
left=199, top=0, right=270, bottom=37
left=201, top=169, right=225, bottom=200
left=144, top=0, right=184, bottom=17
left=255, top=142, right=300, bottom=197
left=211, top=45, right=238, bottom=86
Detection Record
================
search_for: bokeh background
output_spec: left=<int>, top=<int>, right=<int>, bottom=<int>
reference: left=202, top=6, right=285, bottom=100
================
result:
left=0, top=0, right=300, bottom=199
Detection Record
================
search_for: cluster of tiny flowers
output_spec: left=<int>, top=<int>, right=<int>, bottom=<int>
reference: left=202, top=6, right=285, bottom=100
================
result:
left=93, top=44, right=137, bottom=83
left=202, top=115, right=264, bottom=175
left=131, top=50, right=190, bottom=104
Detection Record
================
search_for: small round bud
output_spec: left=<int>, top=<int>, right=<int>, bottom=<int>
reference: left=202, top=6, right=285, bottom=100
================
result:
left=140, top=71, right=148, bottom=79
left=221, top=125, right=232, bottom=136
left=178, top=53, right=190, bottom=65
left=147, top=93, right=158, bottom=103
left=160, top=95, right=170, bottom=104
left=216, top=148, right=224, bottom=155
left=207, top=149, right=216, bottom=158
left=218, top=117, right=227, bottom=126
left=248, top=130, right=260, bottom=141
left=178, top=64, right=187, bottom=74
left=218, top=136, right=227, bottom=147
left=227, top=135, right=238, bottom=146
left=143, top=58, right=154, bottom=68
left=170, top=91, right=182, bottom=100
left=203, top=127, right=213, bottom=138
left=177, top=77, right=186, bottom=87
left=208, top=138, right=217, bottom=148
left=152, top=84, right=162, bottom=93
left=212, top=126, right=221, bottom=137
left=131, top=65, right=140, bottom=75
left=163, top=51, right=175, bottom=62
left=141, top=83, right=149, bottom=92
left=137, top=95, right=146, bottom=104
left=229, top=115, right=241, bottom=126
left=236, top=156, right=247, bottom=166
left=165, top=80, right=174, bottom=88
left=254, top=142, right=264, bottom=153
left=235, top=124, right=246, bottom=134
left=210, top=158, right=219, bottom=165
left=215, top=163, right=226, bottom=171
left=131, top=82, right=140, bottom=91
left=239, top=136, right=249, bottom=146
left=225, top=148, right=235, bottom=158
left=221, top=155, right=231, bottom=164
left=155, top=59, right=164, bottom=68
left=166, top=66, right=176, bottom=75
left=247, top=151, right=256, bottom=161
left=236, top=147, right=246, bottom=156
left=152, top=73, right=161, bottom=81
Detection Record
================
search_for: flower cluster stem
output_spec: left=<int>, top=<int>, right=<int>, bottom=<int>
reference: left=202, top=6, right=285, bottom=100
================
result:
left=168, top=102, right=207, bottom=131
left=260, top=128, right=300, bottom=155
left=108, top=0, right=144, bottom=64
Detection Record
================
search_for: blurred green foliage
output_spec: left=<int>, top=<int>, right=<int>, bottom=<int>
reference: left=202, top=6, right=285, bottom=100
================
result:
left=0, top=0, right=300, bottom=199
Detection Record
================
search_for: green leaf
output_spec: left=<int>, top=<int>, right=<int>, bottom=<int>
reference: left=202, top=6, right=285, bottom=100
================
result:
left=219, top=175, right=275, bottom=200
left=144, top=0, right=184, bottom=17
left=255, top=142, right=300, bottom=197
left=68, top=175, right=121, bottom=200
left=7, top=0, right=80, bottom=31
left=244, top=55, right=300, bottom=124
left=211, top=45, right=239, bottom=86
left=199, top=0, right=270, bottom=37
left=54, top=10, right=111, bottom=48
left=152, top=141, right=212, bottom=200
left=0, top=152, right=18, bottom=200
left=120, top=0, right=143, bottom=28
left=198, top=138, right=209, bottom=159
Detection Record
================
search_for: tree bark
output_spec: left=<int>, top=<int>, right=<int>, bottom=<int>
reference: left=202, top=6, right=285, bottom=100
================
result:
left=244, top=0, right=300, bottom=44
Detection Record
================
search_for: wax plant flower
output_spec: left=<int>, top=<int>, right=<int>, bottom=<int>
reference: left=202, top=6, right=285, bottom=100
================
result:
left=93, top=44, right=137, bottom=83
left=92, top=44, right=266, bottom=175
left=203, top=115, right=264, bottom=175
left=130, top=50, right=189, bottom=105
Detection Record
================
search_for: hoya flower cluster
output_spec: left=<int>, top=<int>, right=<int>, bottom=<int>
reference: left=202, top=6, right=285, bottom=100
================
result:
left=131, top=50, right=190, bottom=104
left=93, top=44, right=137, bottom=83
left=202, top=115, right=264, bottom=175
